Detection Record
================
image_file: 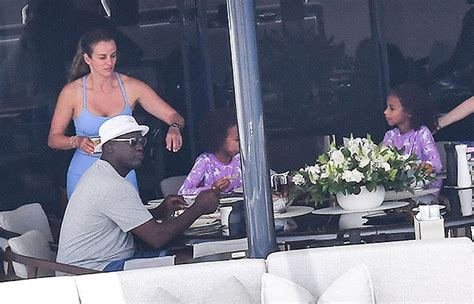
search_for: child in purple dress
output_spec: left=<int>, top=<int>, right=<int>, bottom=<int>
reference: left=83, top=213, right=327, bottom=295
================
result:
left=178, top=109, right=242, bottom=195
left=383, top=83, right=442, bottom=172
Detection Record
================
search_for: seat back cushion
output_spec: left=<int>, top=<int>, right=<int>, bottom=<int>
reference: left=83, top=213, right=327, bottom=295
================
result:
left=0, top=203, right=54, bottom=242
left=8, top=230, right=55, bottom=278
left=75, top=259, right=266, bottom=303
left=0, top=276, right=80, bottom=304
left=160, top=175, right=187, bottom=196
left=266, top=238, right=473, bottom=303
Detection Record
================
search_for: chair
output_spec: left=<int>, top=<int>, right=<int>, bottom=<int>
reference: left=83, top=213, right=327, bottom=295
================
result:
left=160, top=175, right=187, bottom=196
left=435, top=141, right=449, bottom=170
left=0, top=203, right=54, bottom=243
left=192, top=238, right=248, bottom=259
left=1, top=230, right=96, bottom=279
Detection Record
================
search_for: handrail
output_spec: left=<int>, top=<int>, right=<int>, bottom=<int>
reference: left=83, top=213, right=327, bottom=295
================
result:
left=1, top=247, right=99, bottom=279
left=101, top=0, right=111, bottom=17
left=21, top=5, right=28, bottom=24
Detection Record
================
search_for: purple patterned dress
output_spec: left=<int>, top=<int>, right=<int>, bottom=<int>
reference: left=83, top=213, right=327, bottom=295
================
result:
left=383, top=125, right=442, bottom=172
left=178, top=153, right=242, bottom=195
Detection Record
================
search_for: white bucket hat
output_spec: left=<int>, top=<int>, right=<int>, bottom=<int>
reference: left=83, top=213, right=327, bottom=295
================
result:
left=94, top=115, right=149, bottom=153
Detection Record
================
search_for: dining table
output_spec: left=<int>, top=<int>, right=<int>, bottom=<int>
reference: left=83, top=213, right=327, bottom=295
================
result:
left=161, top=179, right=474, bottom=263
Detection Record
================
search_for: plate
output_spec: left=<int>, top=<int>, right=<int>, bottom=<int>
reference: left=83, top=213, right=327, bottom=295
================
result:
left=219, top=197, right=244, bottom=204
left=274, top=206, right=314, bottom=219
left=233, top=187, right=244, bottom=194
left=190, top=218, right=220, bottom=228
left=183, top=195, right=197, bottom=205
left=145, top=198, right=165, bottom=209
left=363, top=212, right=409, bottom=225
left=412, top=205, right=445, bottom=212
left=384, top=188, right=439, bottom=201
left=312, top=201, right=409, bottom=215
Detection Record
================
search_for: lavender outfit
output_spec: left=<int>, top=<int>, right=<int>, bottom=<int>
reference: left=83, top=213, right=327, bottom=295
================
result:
left=178, top=153, right=242, bottom=195
left=383, top=126, right=442, bottom=172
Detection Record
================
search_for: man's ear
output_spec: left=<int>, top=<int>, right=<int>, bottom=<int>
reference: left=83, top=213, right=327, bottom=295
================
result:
left=102, top=142, right=114, bottom=154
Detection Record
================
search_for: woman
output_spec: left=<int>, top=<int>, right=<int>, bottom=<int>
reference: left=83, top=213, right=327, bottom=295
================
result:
left=48, top=28, right=184, bottom=198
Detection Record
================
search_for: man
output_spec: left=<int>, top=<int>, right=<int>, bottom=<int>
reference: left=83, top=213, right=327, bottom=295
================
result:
left=56, top=115, right=220, bottom=271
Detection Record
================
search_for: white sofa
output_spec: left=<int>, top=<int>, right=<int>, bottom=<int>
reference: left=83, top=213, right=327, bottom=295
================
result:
left=0, top=238, right=472, bottom=303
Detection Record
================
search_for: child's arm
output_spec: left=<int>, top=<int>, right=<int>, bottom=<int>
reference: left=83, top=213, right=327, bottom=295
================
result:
left=419, top=128, right=443, bottom=173
left=177, top=156, right=209, bottom=195
left=438, top=96, right=474, bottom=130
left=382, top=129, right=396, bottom=147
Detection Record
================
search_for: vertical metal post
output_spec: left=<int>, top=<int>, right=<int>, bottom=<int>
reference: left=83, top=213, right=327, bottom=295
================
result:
left=226, top=0, right=278, bottom=258
left=195, top=0, right=216, bottom=110
left=177, top=0, right=197, bottom=159
left=368, top=0, right=390, bottom=102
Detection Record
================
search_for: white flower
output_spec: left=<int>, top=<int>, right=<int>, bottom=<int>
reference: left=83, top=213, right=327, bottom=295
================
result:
left=306, top=165, right=320, bottom=184
left=342, top=169, right=364, bottom=183
left=380, top=162, right=390, bottom=171
left=359, top=157, right=370, bottom=168
left=330, top=150, right=345, bottom=166
left=292, top=173, right=305, bottom=186
left=347, top=140, right=361, bottom=155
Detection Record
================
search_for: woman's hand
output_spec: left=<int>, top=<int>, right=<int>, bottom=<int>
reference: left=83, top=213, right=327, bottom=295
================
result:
left=76, top=136, right=97, bottom=155
left=166, top=126, right=183, bottom=152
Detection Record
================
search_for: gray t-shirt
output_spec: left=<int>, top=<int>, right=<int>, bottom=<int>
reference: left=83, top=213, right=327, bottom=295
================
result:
left=57, top=159, right=152, bottom=270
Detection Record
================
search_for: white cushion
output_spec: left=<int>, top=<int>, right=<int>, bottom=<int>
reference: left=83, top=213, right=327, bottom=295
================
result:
left=261, top=264, right=374, bottom=304
left=0, top=276, right=80, bottom=304
left=202, top=275, right=252, bottom=304
left=8, top=230, right=55, bottom=278
left=151, top=275, right=252, bottom=304
left=75, top=259, right=265, bottom=303
left=0, top=203, right=54, bottom=242
left=153, top=287, right=184, bottom=303
left=74, top=272, right=126, bottom=304
left=262, top=273, right=315, bottom=304
left=317, top=264, right=374, bottom=304
left=266, top=238, right=473, bottom=303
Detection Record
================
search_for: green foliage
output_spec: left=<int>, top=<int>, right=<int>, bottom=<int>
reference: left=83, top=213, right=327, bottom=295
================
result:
left=290, top=136, right=435, bottom=207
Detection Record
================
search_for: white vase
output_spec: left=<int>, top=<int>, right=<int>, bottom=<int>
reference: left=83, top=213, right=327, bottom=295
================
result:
left=336, top=185, right=385, bottom=211
left=455, top=144, right=471, bottom=188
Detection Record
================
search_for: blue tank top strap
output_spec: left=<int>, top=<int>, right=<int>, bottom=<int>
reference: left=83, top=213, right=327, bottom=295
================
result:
left=82, top=75, right=88, bottom=108
left=115, top=72, right=131, bottom=108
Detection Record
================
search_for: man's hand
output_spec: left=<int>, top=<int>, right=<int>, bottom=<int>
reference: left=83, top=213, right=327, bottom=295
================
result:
left=193, top=189, right=220, bottom=214
left=154, top=195, right=188, bottom=218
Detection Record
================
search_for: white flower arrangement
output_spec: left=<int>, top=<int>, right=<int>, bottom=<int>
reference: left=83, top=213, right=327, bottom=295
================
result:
left=290, top=136, right=435, bottom=205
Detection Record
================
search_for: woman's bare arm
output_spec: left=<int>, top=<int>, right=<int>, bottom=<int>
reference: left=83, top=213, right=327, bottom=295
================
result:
left=48, top=83, right=96, bottom=154
left=438, top=96, right=474, bottom=130
left=127, top=76, right=185, bottom=152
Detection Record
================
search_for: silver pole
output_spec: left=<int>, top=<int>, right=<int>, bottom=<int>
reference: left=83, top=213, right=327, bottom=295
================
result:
left=226, top=0, right=278, bottom=258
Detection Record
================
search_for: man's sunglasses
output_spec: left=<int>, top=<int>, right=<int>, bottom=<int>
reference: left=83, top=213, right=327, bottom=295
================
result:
left=110, top=137, right=147, bottom=147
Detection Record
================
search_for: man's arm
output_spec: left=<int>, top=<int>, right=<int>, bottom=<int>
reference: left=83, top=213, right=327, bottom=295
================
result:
left=131, top=189, right=220, bottom=249
left=148, top=195, right=187, bottom=220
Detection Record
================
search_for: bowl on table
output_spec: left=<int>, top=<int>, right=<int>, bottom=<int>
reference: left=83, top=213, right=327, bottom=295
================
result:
left=273, top=196, right=292, bottom=213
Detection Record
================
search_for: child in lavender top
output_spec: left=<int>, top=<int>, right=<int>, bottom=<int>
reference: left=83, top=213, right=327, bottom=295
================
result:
left=179, top=109, right=241, bottom=195
left=383, top=83, right=442, bottom=172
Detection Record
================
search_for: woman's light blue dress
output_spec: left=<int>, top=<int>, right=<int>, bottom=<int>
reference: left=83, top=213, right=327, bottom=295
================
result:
left=67, top=72, right=136, bottom=198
